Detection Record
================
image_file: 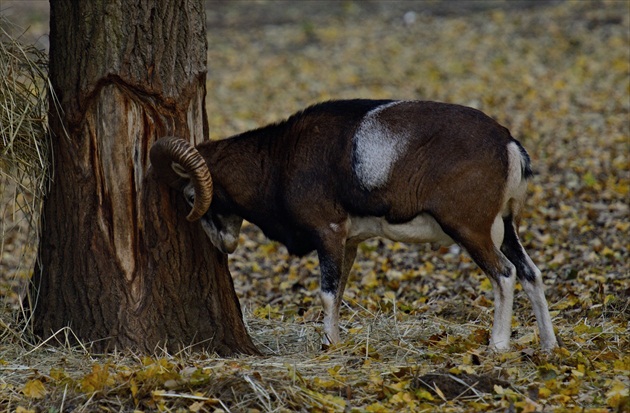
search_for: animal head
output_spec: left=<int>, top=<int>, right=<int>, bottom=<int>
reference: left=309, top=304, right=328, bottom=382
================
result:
left=150, top=137, right=242, bottom=254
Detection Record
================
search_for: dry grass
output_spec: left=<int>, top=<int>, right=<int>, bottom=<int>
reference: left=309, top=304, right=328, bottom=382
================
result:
left=0, top=15, right=51, bottom=314
left=1, top=299, right=626, bottom=412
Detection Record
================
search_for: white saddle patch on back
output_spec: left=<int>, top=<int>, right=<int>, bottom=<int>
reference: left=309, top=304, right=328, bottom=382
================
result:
left=353, top=101, right=408, bottom=190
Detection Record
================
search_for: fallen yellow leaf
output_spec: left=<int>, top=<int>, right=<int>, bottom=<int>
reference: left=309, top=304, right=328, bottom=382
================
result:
left=22, top=379, right=46, bottom=399
left=606, top=380, right=630, bottom=408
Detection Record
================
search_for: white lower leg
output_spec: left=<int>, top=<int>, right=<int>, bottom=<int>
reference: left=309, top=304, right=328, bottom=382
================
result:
left=521, top=265, right=557, bottom=350
left=320, top=291, right=339, bottom=346
left=489, top=273, right=516, bottom=351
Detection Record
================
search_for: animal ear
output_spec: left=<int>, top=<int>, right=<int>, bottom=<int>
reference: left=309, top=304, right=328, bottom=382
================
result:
left=171, top=162, right=190, bottom=178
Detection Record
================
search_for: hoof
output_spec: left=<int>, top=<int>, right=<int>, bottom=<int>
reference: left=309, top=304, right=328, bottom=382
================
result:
left=489, top=342, right=511, bottom=353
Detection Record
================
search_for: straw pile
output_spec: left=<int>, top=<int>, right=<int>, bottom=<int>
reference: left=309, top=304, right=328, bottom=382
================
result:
left=0, top=16, right=51, bottom=310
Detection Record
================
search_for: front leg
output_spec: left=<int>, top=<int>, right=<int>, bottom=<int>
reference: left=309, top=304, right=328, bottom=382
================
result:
left=317, top=228, right=356, bottom=347
left=318, top=247, right=345, bottom=347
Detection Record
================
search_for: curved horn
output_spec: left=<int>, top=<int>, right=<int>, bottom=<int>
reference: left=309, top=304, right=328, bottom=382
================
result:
left=150, top=137, right=213, bottom=222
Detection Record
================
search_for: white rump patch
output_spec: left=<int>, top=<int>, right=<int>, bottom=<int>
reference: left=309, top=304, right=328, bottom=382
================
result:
left=353, top=101, right=407, bottom=190
left=504, top=142, right=527, bottom=205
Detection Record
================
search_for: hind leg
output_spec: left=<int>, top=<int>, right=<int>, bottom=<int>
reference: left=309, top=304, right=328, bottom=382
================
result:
left=454, top=222, right=517, bottom=352
left=486, top=265, right=517, bottom=351
left=501, top=216, right=557, bottom=350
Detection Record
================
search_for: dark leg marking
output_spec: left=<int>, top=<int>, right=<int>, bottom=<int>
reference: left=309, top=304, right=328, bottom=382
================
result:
left=500, top=216, right=536, bottom=282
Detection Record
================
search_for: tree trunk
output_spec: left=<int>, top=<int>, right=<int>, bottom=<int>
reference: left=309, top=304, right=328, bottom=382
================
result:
left=31, top=0, right=258, bottom=355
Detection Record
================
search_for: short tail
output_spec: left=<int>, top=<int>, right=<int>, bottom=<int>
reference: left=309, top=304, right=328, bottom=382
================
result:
left=515, top=140, right=533, bottom=180
left=504, top=140, right=532, bottom=220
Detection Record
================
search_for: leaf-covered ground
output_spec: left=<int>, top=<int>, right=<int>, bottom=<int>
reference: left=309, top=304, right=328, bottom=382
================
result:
left=1, top=1, right=629, bottom=412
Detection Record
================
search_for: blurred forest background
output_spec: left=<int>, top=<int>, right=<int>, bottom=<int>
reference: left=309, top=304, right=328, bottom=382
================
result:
left=1, top=1, right=628, bottom=412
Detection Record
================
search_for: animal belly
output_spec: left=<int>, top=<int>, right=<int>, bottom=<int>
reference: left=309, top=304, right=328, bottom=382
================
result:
left=348, top=214, right=454, bottom=246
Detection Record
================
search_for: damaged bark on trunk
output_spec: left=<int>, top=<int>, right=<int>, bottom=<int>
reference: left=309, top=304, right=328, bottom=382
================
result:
left=31, top=0, right=258, bottom=355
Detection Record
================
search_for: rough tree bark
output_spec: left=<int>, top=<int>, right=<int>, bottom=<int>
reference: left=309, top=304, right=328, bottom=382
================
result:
left=31, top=0, right=258, bottom=355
